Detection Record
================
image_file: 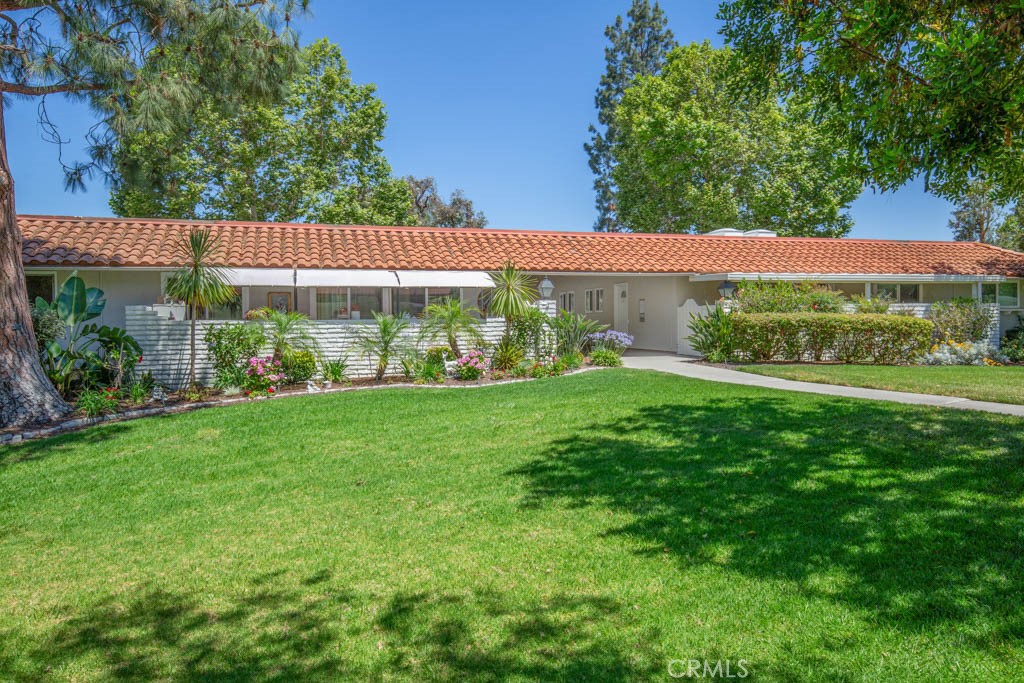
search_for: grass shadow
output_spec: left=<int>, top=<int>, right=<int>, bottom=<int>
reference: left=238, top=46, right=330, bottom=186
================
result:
left=513, top=396, right=1024, bottom=646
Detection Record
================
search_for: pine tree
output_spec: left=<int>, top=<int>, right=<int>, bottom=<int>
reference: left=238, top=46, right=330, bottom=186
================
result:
left=585, top=1, right=675, bottom=232
left=0, top=2, right=304, bottom=428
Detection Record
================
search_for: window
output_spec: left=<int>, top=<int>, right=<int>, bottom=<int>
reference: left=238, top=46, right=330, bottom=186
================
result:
left=208, top=288, right=242, bottom=320
left=25, top=274, right=55, bottom=304
left=594, top=288, right=604, bottom=312
left=317, top=288, right=350, bottom=320
left=559, top=291, right=575, bottom=313
left=870, top=283, right=919, bottom=303
left=982, top=282, right=1020, bottom=307
left=350, top=287, right=383, bottom=320
left=396, top=287, right=427, bottom=317
left=427, top=287, right=459, bottom=306
left=584, top=289, right=605, bottom=313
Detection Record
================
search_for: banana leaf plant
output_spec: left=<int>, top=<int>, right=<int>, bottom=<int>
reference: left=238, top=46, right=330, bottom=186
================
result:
left=32, top=273, right=141, bottom=396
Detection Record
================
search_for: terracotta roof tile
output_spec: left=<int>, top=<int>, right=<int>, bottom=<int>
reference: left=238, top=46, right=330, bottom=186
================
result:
left=18, top=214, right=1024, bottom=277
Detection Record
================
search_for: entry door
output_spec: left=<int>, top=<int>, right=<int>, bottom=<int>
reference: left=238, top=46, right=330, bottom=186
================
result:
left=613, top=283, right=629, bottom=333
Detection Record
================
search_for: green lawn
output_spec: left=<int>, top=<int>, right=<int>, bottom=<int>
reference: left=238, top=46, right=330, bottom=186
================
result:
left=1, top=370, right=1022, bottom=681
left=733, top=364, right=1024, bottom=405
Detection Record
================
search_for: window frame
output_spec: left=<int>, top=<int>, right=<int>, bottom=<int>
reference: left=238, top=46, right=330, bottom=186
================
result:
left=559, top=291, right=575, bottom=313
left=594, top=288, right=605, bottom=313
left=584, top=289, right=593, bottom=313
left=982, top=281, right=1021, bottom=308
left=25, top=271, right=56, bottom=304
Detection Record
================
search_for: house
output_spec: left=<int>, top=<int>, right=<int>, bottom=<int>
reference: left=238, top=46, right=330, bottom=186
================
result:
left=20, top=215, right=1024, bottom=381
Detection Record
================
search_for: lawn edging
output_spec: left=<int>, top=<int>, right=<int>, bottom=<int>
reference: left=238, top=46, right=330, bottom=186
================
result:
left=1, top=367, right=606, bottom=446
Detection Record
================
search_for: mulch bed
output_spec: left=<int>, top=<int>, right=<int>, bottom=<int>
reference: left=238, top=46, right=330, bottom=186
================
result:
left=1, top=368, right=603, bottom=446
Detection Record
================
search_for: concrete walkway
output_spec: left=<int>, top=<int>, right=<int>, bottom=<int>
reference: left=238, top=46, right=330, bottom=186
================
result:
left=622, top=351, right=1024, bottom=417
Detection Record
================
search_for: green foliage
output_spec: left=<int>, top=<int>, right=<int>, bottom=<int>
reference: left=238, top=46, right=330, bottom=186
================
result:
left=356, top=313, right=412, bottom=381
left=561, top=352, right=584, bottom=370
left=851, top=294, right=892, bottom=315
left=405, top=177, right=488, bottom=228
left=730, top=313, right=934, bottom=365
left=29, top=306, right=66, bottom=352
left=719, top=1, right=1024, bottom=202
left=34, top=274, right=141, bottom=396
left=321, top=357, right=350, bottom=384
left=205, top=323, right=268, bottom=389
left=732, top=281, right=848, bottom=314
left=509, top=308, right=555, bottom=359
left=930, top=299, right=992, bottom=343
left=586, top=0, right=676, bottom=232
left=590, top=349, right=623, bottom=367
left=613, top=42, right=861, bottom=236
left=248, top=308, right=318, bottom=361
left=550, top=311, right=608, bottom=356
left=281, top=350, right=318, bottom=384
left=492, top=337, right=526, bottom=372
left=489, top=261, right=538, bottom=322
left=424, top=347, right=454, bottom=365
left=110, top=39, right=412, bottom=226
left=127, top=381, right=150, bottom=406
left=688, top=306, right=734, bottom=363
left=419, top=298, right=483, bottom=359
left=76, top=388, right=120, bottom=418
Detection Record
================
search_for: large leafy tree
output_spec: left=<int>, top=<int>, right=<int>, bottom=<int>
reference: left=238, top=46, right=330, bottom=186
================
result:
left=585, top=0, right=675, bottom=232
left=948, top=180, right=1024, bottom=250
left=0, top=1, right=304, bottom=428
left=110, top=38, right=412, bottom=225
left=719, top=0, right=1024, bottom=202
left=404, top=176, right=487, bottom=228
left=612, top=43, right=862, bottom=236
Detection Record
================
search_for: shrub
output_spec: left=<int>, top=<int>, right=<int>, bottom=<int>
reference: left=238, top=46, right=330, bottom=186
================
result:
left=206, top=322, right=267, bottom=388
left=528, top=358, right=562, bottom=378
left=424, top=346, right=453, bottom=365
left=589, top=330, right=634, bottom=353
left=930, top=298, right=991, bottom=343
left=127, top=381, right=149, bottom=405
left=30, top=306, right=66, bottom=351
left=455, top=350, right=490, bottom=380
left=281, top=350, right=318, bottom=383
left=590, top=349, right=623, bottom=367
left=851, top=294, right=892, bottom=314
left=921, top=340, right=1008, bottom=366
left=77, top=387, right=120, bottom=417
left=1002, top=320, right=1024, bottom=363
left=321, top=356, right=349, bottom=383
left=509, top=308, right=554, bottom=358
left=492, top=336, right=525, bottom=371
left=417, top=359, right=447, bottom=383
left=688, top=305, right=734, bottom=362
left=732, top=280, right=847, bottom=314
left=242, top=356, right=285, bottom=397
left=730, top=313, right=933, bottom=364
left=561, top=352, right=584, bottom=370
left=550, top=311, right=607, bottom=356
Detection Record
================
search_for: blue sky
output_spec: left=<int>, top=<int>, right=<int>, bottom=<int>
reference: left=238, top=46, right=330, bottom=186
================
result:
left=6, top=0, right=955, bottom=240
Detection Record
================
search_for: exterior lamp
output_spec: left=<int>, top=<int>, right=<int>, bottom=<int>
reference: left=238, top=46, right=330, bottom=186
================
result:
left=539, top=277, right=555, bottom=299
left=717, top=280, right=737, bottom=299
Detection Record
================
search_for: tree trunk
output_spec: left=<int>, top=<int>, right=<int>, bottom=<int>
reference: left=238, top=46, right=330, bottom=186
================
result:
left=188, top=308, right=197, bottom=388
left=0, top=99, right=72, bottom=428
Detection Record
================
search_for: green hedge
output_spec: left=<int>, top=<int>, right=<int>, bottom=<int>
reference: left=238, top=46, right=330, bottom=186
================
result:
left=731, top=313, right=934, bottom=364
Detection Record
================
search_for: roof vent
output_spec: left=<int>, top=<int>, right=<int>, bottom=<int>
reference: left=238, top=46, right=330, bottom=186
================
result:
left=706, top=228, right=745, bottom=237
left=743, top=229, right=778, bottom=237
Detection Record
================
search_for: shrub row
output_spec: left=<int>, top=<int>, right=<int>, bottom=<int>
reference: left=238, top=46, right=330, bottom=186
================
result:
left=730, top=313, right=934, bottom=364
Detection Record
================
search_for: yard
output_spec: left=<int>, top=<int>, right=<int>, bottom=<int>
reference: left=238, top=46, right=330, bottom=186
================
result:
left=733, top=364, right=1024, bottom=405
left=1, top=370, right=1022, bottom=681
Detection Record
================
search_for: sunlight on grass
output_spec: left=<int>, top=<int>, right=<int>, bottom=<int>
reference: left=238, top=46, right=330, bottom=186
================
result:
left=1, top=370, right=1022, bottom=681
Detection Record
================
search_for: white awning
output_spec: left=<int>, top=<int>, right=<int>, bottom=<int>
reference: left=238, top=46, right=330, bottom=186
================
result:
left=394, top=270, right=495, bottom=288
left=223, top=268, right=295, bottom=286
left=295, top=269, right=400, bottom=287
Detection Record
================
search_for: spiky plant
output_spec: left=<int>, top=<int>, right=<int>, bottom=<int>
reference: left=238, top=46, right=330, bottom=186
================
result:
left=164, top=228, right=237, bottom=388
left=419, top=297, right=483, bottom=358
left=356, top=313, right=412, bottom=381
left=489, top=261, right=538, bottom=333
left=248, top=308, right=318, bottom=362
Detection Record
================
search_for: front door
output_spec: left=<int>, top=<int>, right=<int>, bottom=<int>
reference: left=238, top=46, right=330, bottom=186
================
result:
left=614, top=283, right=629, bottom=333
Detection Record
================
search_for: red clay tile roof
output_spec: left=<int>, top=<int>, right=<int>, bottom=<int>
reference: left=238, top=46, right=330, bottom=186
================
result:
left=18, top=214, right=1024, bottom=277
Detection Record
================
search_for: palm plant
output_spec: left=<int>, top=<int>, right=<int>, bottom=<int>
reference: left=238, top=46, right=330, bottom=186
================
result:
left=248, top=307, right=318, bottom=361
left=419, top=297, right=483, bottom=358
left=488, top=260, right=537, bottom=332
left=164, top=228, right=237, bottom=388
left=356, top=312, right=412, bottom=381
left=550, top=311, right=608, bottom=356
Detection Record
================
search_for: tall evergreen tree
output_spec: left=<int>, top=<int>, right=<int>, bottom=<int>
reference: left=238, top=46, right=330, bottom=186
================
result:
left=0, top=2, right=304, bottom=428
left=585, top=1, right=675, bottom=232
